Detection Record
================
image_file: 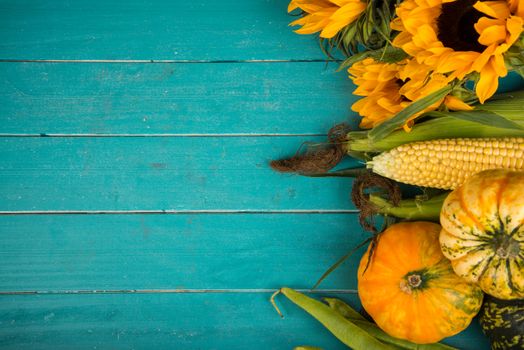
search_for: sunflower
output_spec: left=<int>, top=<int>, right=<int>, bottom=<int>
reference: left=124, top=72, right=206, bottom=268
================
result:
left=349, top=58, right=406, bottom=128
left=288, top=0, right=367, bottom=38
left=392, top=0, right=524, bottom=104
left=348, top=58, right=472, bottom=129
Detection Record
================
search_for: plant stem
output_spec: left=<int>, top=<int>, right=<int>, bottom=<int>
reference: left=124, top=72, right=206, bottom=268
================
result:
left=369, top=193, right=448, bottom=221
left=346, top=92, right=524, bottom=153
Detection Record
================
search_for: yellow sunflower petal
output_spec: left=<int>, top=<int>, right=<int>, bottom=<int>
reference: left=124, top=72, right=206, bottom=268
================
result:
left=437, top=52, right=478, bottom=75
left=348, top=58, right=408, bottom=128
left=377, top=96, right=403, bottom=114
left=478, top=23, right=508, bottom=45
left=320, top=1, right=366, bottom=38
left=331, top=0, right=358, bottom=6
left=412, top=25, right=440, bottom=48
left=390, top=17, right=405, bottom=31
left=493, top=52, right=508, bottom=77
left=288, top=0, right=333, bottom=13
left=508, top=0, right=524, bottom=17
left=288, top=0, right=299, bottom=12
left=476, top=59, right=500, bottom=103
left=289, top=17, right=307, bottom=27
left=471, top=44, right=497, bottom=72
left=444, top=96, right=475, bottom=110
left=475, top=17, right=504, bottom=36
left=506, top=15, right=524, bottom=46
left=474, top=1, right=511, bottom=19
left=294, top=19, right=332, bottom=34
left=293, top=10, right=337, bottom=34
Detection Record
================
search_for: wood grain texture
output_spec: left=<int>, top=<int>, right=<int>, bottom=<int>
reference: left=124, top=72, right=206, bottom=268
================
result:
left=0, top=214, right=367, bottom=291
left=0, top=61, right=357, bottom=135
left=0, top=137, right=358, bottom=211
left=0, top=293, right=489, bottom=350
left=0, top=0, right=326, bottom=61
left=0, top=0, right=502, bottom=348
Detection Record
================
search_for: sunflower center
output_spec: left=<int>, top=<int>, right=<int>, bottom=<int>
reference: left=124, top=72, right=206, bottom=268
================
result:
left=437, top=0, right=487, bottom=52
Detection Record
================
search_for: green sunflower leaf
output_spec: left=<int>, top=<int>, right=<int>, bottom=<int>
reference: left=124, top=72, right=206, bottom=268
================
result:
left=428, top=109, right=524, bottom=130
left=375, top=46, right=407, bottom=63
left=342, top=24, right=358, bottom=51
left=338, top=46, right=407, bottom=71
left=368, top=86, right=452, bottom=141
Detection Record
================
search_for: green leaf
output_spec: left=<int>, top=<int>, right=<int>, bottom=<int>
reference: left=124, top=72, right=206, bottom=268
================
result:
left=279, top=288, right=397, bottom=350
left=368, top=86, right=452, bottom=141
left=338, top=46, right=407, bottom=71
left=428, top=109, right=524, bottom=130
left=312, top=238, right=372, bottom=289
left=338, top=51, right=369, bottom=71
left=342, top=24, right=358, bottom=51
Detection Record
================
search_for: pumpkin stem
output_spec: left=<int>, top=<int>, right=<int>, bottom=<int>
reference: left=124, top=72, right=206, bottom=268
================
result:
left=407, top=274, right=422, bottom=288
left=399, top=273, right=423, bottom=294
left=495, top=236, right=520, bottom=259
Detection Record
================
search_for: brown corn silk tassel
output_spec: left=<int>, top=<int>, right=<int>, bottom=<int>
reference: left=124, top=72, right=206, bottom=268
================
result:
left=351, top=171, right=401, bottom=234
left=351, top=171, right=401, bottom=273
left=270, top=124, right=350, bottom=175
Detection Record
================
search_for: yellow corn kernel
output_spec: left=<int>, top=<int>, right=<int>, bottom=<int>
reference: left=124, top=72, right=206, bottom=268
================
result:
left=369, top=137, right=524, bottom=190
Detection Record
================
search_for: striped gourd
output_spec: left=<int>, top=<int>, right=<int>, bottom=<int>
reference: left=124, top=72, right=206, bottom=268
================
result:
left=369, top=137, right=524, bottom=190
left=479, top=296, right=524, bottom=349
left=440, top=169, right=524, bottom=300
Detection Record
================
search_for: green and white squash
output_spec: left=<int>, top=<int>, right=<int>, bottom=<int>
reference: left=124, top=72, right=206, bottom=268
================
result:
left=439, top=169, right=524, bottom=300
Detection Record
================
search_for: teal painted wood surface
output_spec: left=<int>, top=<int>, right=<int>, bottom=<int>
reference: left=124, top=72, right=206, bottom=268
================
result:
left=0, top=137, right=359, bottom=211
left=0, top=62, right=356, bottom=135
left=0, top=0, right=324, bottom=61
left=0, top=293, right=488, bottom=350
left=0, top=214, right=366, bottom=291
left=0, top=0, right=495, bottom=349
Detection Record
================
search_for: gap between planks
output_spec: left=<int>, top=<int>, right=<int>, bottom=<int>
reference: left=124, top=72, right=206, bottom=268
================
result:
left=0, top=59, right=342, bottom=64
left=0, top=289, right=358, bottom=295
left=0, top=133, right=326, bottom=138
left=0, top=209, right=360, bottom=215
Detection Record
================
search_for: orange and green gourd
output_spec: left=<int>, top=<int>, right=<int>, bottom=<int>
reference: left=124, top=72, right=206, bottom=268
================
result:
left=358, top=221, right=484, bottom=344
left=440, top=169, right=524, bottom=300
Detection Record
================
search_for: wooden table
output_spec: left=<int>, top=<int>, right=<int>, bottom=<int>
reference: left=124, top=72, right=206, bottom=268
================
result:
left=0, top=1, right=491, bottom=348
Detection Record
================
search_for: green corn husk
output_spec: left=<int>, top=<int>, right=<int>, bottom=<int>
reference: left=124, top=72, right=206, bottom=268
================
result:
left=274, top=289, right=459, bottom=350
left=323, top=298, right=458, bottom=350
left=346, top=92, right=524, bottom=154
left=368, top=192, right=448, bottom=221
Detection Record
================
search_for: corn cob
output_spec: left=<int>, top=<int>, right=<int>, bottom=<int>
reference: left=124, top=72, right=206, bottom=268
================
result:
left=369, top=137, right=524, bottom=190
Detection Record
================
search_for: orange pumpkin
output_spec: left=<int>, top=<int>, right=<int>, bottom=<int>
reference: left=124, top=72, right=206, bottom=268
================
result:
left=358, top=221, right=483, bottom=344
left=440, top=169, right=524, bottom=300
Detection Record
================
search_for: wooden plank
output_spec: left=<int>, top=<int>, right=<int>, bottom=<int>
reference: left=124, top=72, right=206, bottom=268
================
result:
left=0, top=292, right=490, bottom=350
left=2, top=63, right=522, bottom=136
left=0, top=0, right=326, bottom=61
left=0, top=137, right=358, bottom=211
left=0, top=214, right=367, bottom=291
left=0, top=61, right=356, bottom=135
